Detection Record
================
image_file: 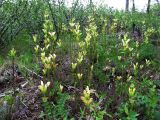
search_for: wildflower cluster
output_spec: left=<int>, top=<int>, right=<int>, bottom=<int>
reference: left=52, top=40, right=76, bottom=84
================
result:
left=33, top=12, right=57, bottom=76
left=33, top=12, right=58, bottom=102
left=69, top=19, right=85, bottom=81
left=9, top=48, right=16, bottom=58
left=81, top=86, right=93, bottom=106
left=80, top=86, right=107, bottom=119
left=38, top=81, right=51, bottom=102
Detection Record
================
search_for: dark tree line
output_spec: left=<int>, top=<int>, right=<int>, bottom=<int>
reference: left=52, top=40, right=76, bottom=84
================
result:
left=125, top=0, right=159, bottom=13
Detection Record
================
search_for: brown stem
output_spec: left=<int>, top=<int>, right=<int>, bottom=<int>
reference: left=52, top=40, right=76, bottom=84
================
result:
left=12, top=57, right=15, bottom=96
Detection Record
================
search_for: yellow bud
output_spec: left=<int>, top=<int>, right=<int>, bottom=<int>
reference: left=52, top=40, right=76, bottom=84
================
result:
left=9, top=48, right=16, bottom=58
left=43, top=69, right=47, bottom=75
left=129, top=84, right=136, bottom=97
left=60, top=84, right=64, bottom=92
left=116, top=76, right=122, bottom=80
left=77, top=73, right=83, bottom=80
left=49, top=32, right=55, bottom=37
left=118, top=56, right=122, bottom=61
left=41, top=52, right=45, bottom=58
left=136, top=41, right=139, bottom=48
left=81, top=86, right=93, bottom=106
left=71, top=63, right=77, bottom=70
left=33, top=34, right=37, bottom=42
left=57, top=40, right=62, bottom=47
left=127, top=76, right=132, bottom=81
left=140, top=65, right=144, bottom=69
left=90, top=65, right=93, bottom=72
left=145, top=59, right=151, bottom=66
left=34, top=45, right=39, bottom=53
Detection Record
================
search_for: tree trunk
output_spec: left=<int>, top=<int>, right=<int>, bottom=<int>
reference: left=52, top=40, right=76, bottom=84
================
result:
left=132, top=0, right=135, bottom=11
left=147, top=0, right=151, bottom=14
left=90, top=0, right=93, bottom=5
left=125, top=0, right=129, bottom=11
left=156, top=0, right=159, bottom=4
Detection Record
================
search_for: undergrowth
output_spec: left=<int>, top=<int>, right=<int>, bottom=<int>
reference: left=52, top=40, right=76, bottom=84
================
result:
left=0, top=0, right=160, bottom=120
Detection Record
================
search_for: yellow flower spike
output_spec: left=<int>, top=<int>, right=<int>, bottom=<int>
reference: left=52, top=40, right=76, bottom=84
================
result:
left=44, top=13, right=49, bottom=18
left=41, top=58, right=46, bottom=64
left=126, top=39, right=130, bottom=44
left=90, top=65, right=93, bottom=72
left=41, top=48, right=45, bottom=52
left=133, top=62, right=138, bottom=71
left=9, top=48, right=16, bottom=58
left=112, top=67, right=115, bottom=75
left=81, top=86, right=93, bottom=106
left=40, top=81, right=44, bottom=86
left=86, top=98, right=93, bottom=105
left=145, top=59, right=151, bottom=66
left=127, top=76, right=132, bottom=81
left=81, top=96, right=93, bottom=106
left=129, top=84, right=136, bottom=97
left=82, top=51, right=87, bottom=56
left=77, top=73, right=83, bottom=80
left=44, top=63, right=51, bottom=70
left=34, top=45, right=39, bottom=53
left=45, top=44, right=50, bottom=50
left=116, top=76, right=122, bottom=80
left=71, top=63, right=77, bottom=70
left=57, top=40, right=62, bottom=47
left=85, top=86, right=90, bottom=95
left=48, top=54, right=52, bottom=60
left=60, top=84, right=64, bottom=92
left=38, top=81, right=50, bottom=95
left=118, top=56, right=122, bottom=61
left=38, top=81, right=46, bottom=94
left=52, top=54, right=56, bottom=59
left=42, top=69, right=47, bottom=75
left=44, top=38, right=50, bottom=45
left=136, top=41, right=139, bottom=48
left=77, top=56, right=83, bottom=64
left=45, top=82, right=51, bottom=88
left=140, top=65, right=144, bottom=69
left=33, top=34, right=37, bottom=43
left=52, top=63, right=57, bottom=69
left=41, top=52, right=45, bottom=59
left=79, top=41, right=85, bottom=48
left=38, top=82, right=44, bottom=92
left=122, top=39, right=125, bottom=46
left=129, top=48, right=133, bottom=52
left=49, top=32, right=55, bottom=37
left=78, top=52, right=83, bottom=57
left=69, top=22, right=75, bottom=27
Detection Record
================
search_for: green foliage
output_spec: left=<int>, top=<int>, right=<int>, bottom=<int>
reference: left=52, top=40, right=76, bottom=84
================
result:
left=94, top=43, right=108, bottom=83
left=80, top=86, right=107, bottom=119
left=18, top=52, right=33, bottom=66
left=40, top=81, right=69, bottom=120
left=117, top=79, right=158, bottom=119
left=0, top=56, right=4, bottom=66
left=8, top=48, right=16, bottom=58
left=0, top=0, right=46, bottom=47
left=4, top=95, right=14, bottom=106
left=41, top=93, right=69, bottom=120
left=0, top=0, right=160, bottom=119
left=139, top=42, right=156, bottom=60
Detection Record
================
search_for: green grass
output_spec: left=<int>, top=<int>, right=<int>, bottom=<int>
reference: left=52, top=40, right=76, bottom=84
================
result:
left=0, top=56, right=4, bottom=66
left=0, top=30, right=32, bottom=57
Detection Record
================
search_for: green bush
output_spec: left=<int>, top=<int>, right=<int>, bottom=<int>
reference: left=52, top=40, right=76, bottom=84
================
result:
left=0, top=56, right=4, bottom=66
left=139, top=43, right=156, bottom=60
left=40, top=81, right=69, bottom=120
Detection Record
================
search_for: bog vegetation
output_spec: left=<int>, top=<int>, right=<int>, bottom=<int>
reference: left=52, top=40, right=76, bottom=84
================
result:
left=0, top=0, right=160, bottom=120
